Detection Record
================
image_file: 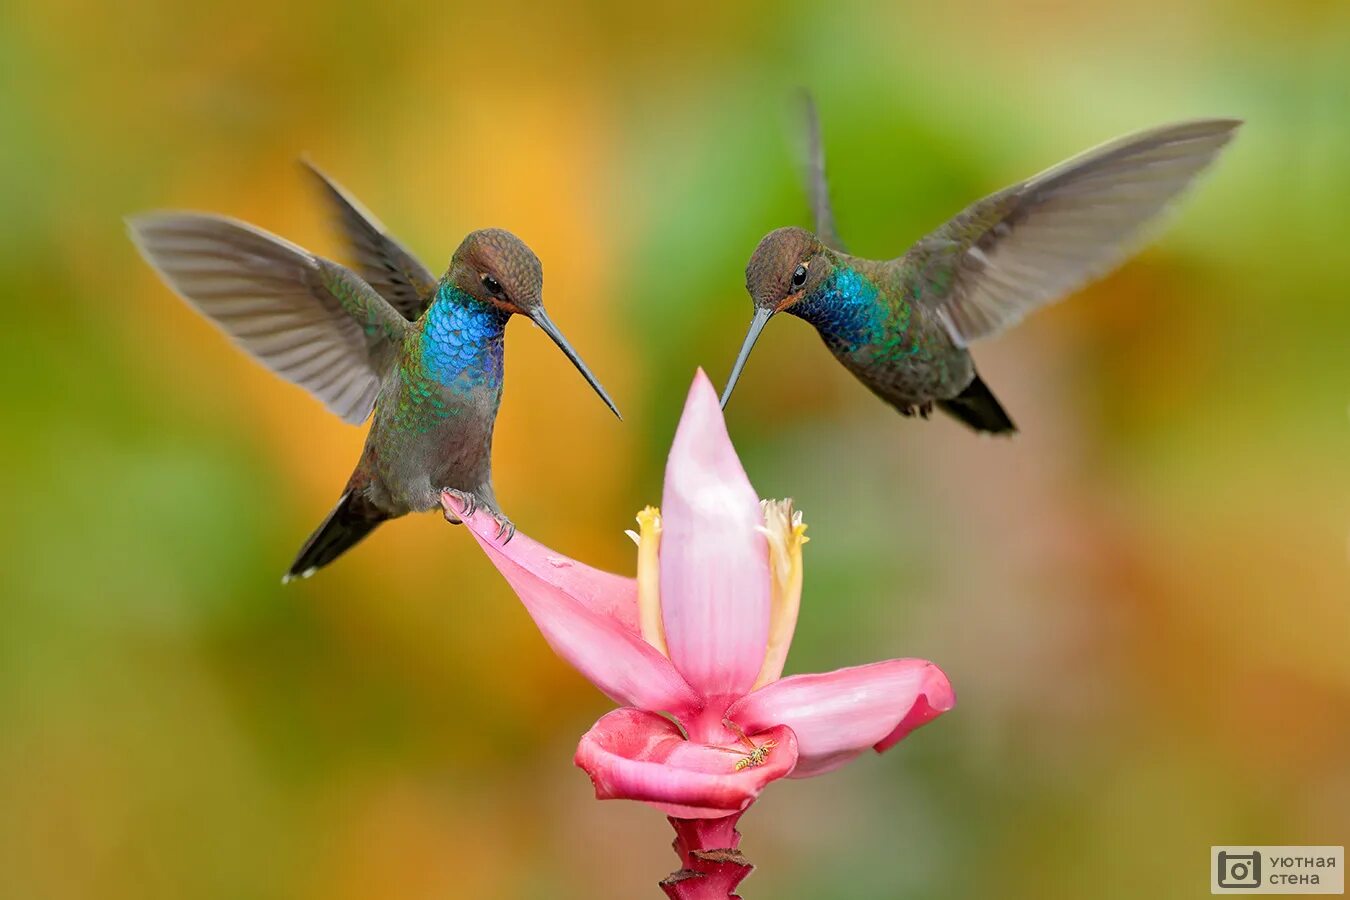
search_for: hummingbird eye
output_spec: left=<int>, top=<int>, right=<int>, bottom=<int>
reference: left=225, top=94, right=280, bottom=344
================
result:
left=481, top=274, right=505, bottom=298
left=790, top=264, right=808, bottom=289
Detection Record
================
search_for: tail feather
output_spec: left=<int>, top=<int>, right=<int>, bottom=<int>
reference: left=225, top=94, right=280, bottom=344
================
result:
left=284, top=491, right=387, bottom=582
left=938, top=374, right=1017, bottom=435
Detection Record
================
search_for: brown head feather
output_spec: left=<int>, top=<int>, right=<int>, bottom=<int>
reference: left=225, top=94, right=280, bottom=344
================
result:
left=744, top=226, right=829, bottom=311
left=448, top=228, right=543, bottom=313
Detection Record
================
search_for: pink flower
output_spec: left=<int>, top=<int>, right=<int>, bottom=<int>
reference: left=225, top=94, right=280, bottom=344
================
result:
left=444, top=370, right=954, bottom=823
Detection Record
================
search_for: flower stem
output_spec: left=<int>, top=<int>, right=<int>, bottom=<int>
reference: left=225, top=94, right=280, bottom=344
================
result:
left=660, top=812, right=753, bottom=899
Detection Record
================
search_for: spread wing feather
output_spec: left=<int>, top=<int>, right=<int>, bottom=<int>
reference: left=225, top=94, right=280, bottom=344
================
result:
left=128, top=212, right=410, bottom=424
left=902, top=119, right=1241, bottom=346
left=300, top=159, right=438, bottom=321
left=797, top=92, right=847, bottom=252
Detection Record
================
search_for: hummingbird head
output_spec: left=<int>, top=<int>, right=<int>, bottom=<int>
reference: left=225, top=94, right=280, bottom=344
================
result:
left=446, top=229, right=621, bottom=419
left=744, top=226, right=832, bottom=313
left=448, top=228, right=544, bottom=314
left=721, top=226, right=833, bottom=408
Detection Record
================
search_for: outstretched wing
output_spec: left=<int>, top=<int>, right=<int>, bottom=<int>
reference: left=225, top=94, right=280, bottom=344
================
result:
left=300, top=159, right=439, bottom=321
left=796, top=92, right=847, bottom=252
left=128, top=212, right=411, bottom=424
left=901, top=119, right=1241, bottom=346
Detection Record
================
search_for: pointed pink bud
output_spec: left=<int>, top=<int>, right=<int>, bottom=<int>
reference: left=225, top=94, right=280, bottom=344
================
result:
left=725, top=659, right=953, bottom=778
left=659, top=371, right=771, bottom=701
left=574, top=707, right=797, bottom=819
left=451, top=497, right=701, bottom=714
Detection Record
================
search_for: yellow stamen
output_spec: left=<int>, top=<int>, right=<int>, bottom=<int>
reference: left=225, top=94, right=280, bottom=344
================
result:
left=753, top=499, right=808, bottom=689
left=633, top=506, right=668, bottom=656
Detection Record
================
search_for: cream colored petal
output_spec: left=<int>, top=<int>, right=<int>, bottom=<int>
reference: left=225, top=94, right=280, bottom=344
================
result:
left=753, top=499, right=808, bottom=689
left=633, top=506, right=668, bottom=656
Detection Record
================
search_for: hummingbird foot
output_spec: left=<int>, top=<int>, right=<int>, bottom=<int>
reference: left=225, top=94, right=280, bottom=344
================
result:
left=489, top=511, right=516, bottom=544
left=440, top=488, right=479, bottom=524
left=898, top=401, right=934, bottom=419
left=439, top=488, right=513, bottom=543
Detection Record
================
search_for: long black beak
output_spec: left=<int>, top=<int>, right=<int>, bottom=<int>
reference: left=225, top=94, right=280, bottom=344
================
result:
left=529, top=308, right=622, bottom=420
left=720, top=307, right=774, bottom=408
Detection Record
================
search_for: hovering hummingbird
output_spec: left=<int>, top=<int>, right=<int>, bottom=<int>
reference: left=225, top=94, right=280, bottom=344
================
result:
left=129, top=162, right=620, bottom=581
left=721, top=100, right=1241, bottom=432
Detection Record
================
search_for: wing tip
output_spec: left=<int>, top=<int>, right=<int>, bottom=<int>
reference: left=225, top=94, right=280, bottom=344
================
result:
left=124, top=211, right=214, bottom=252
left=297, top=152, right=334, bottom=187
left=795, top=86, right=819, bottom=123
left=124, top=213, right=154, bottom=249
left=1170, top=116, right=1244, bottom=131
left=1151, top=116, right=1245, bottom=150
left=125, top=211, right=195, bottom=275
left=124, top=210, right=197, bottom=239
left=298, top=157, right=391, bottom=234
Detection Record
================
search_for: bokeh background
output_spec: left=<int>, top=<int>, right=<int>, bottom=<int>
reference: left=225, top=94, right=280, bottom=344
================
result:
left=4, top=1, right=1349, bottom=897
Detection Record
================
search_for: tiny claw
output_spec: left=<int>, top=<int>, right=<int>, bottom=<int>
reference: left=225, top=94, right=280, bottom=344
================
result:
left=440, top=488, right=478, bottom=523
left=493, top=516, right=516, bottom=544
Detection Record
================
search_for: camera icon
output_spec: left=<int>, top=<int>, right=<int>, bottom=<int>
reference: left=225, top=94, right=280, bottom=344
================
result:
left=1216, top=850, right=1263, bottom=889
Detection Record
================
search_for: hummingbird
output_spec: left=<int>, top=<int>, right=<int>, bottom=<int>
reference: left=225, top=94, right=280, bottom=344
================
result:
left=128, top=161, right=620, bottom=581
left=721, top=99, right=1241, bottom=433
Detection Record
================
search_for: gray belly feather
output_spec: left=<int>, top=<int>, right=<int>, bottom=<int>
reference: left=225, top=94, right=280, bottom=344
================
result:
left=360, top=368, right=501, bottom=516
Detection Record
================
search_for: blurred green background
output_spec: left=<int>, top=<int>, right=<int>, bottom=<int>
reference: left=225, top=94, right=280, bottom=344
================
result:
left=3, top=0, right=1348, bottom=897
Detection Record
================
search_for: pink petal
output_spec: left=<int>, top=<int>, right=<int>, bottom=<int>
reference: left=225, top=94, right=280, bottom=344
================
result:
left=726, top=659, right=954, bottom=778
left=448, top=494, right=641, bottom=634
left=453, top=499, right=700, bottom=714
left=574, top=707, right=797, bottom=819
left=659, top=371, right=771, bottom=701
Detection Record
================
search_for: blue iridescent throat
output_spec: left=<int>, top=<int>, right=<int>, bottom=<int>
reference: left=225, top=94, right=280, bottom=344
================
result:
left=789, top=267, right=882, bottom=351
left=420, top=284, right=509, bottom=388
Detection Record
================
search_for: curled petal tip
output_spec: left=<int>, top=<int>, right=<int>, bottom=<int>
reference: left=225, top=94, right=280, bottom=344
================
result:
left=874, top=663, right=955, bottom=753
left=574, top=708, right=798, bottom=819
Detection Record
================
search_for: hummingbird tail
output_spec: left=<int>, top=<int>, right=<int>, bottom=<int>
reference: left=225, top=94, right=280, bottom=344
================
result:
left=938, top=374, right=1018, bottom=435
left=283, top=491, right=388, bottom=582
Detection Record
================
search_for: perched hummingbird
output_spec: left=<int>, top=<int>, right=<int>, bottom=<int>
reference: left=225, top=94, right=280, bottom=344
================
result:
left=722, top=100, right=1241, bottom=432
left=129, top=162, right=620, bottom=581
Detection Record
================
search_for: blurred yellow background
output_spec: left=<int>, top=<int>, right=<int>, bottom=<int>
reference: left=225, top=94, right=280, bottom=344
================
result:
left=3, top=0, right=1348, bottom=897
